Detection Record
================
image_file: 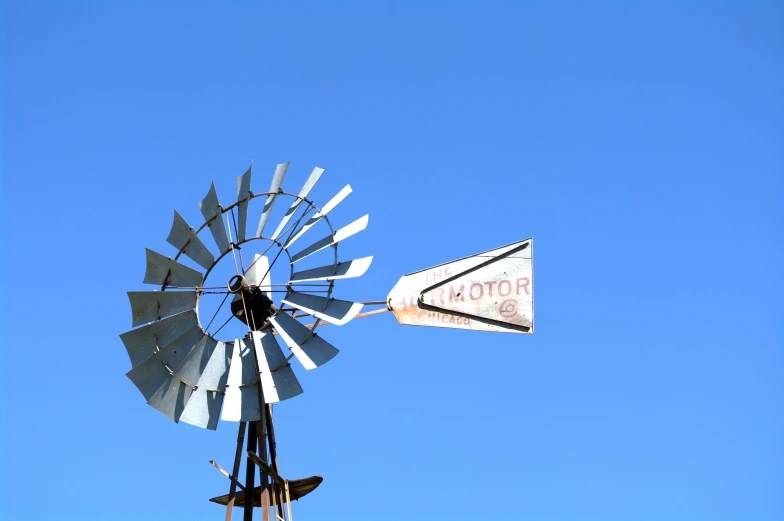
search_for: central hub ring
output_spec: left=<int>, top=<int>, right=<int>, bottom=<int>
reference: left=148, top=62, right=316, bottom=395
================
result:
left=228, top=274, right=246, bottom=294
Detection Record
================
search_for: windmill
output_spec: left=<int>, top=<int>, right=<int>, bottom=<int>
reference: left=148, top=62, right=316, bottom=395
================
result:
left=121, top=162, right=533, bottom=521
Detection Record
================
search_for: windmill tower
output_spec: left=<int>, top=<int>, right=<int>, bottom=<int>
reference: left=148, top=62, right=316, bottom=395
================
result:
left=121, top=162, right=533, bottom=520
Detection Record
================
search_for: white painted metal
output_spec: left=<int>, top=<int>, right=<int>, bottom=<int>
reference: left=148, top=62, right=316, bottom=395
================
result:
left=283, top=184, right=352, bottom=249
left=125, top=326, right=204, bottom=400
left=289, top=256, right=372, bottom=283
left=270, top=166, right=324, bottom=241
left=281, top=292, right=363, bottom=326
left=220, top=337, right=261, bottom=422
left=256, top=161, right=289, bottom=237
left=179, top=340, right=233, bottom=430
left=245, top=254, right=271, bottom=295
left=143, top=248, right=204, bottom=287
left=269, top=312, right=339, bottom=370
left=253, top=331, right=303, bottom=403
left=236, top=165, right=252, bottom=242
left=198, top=182, right=231, bottom=254
left=388, top=239, right=534, bottom=334
left=166, top=210, right=215, bottom=270
left=289, top=215, right=369, bottom=264
left=127, top=291, right=197, bottom=327
left=120, top=310, right=199, bottom=367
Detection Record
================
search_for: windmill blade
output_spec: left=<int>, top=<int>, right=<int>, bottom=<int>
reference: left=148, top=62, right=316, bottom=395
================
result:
left=166, top=210, right=216, bottom=270
left=146, top=335, right=218, bottom=422
left=289, top=256, right=372, bottom=283
left=269, top=312, right=339, bottom=370
left=221, top=338, right=261, bottom=422
left=126, top=326, right=204, bottom=401
left=198, top=182, right=231, bottom=254
left=281, top=292, right=363, bottom=326
left=236, top=165, right=252, bottom=242
left=143, top=248, right=204, bottom=287
left=253, top=331, right=303, bottom=403
left=270, top=166, right=324, bottom=241
left=127, top=291, right=197, bottom=327
left=120, top=310, right=198, bottom=367
left=256, top=161, right=289, bottom=238
left=283, top=184, right=352, bottom=250
left=290, top=215, right=369, bottom=264
left=179, top=340, right=233, bottom=430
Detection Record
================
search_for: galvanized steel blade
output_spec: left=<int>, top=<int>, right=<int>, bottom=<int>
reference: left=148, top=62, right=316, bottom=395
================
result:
left=290, top=215, right=369, bottom=264
left=281, top=292, right=364, bottom=326
left=119, top=310, right=199, bottom=367
left=143, top=248, right=204, bottom=287
left=269, top=312, right=339, bottom=370
left=388, top=239, right=534, bottom=334
left=253, top=330, right=303, bottom=403
left=236, top=165, right=252, bottom=242
left=126, top=326, right=204, bottom=401
left=127, top=291, right=197, bottom=327
left=220, top=338, right=261, bottom=422
left=256, top=161, right=289, bottom=237
left=180, top=340, right=233, bottom=430
left=283, top=184, right=352, bottom=250
left=198, top=182, right=231, bottom=254
left=289, top=256, right=372, bottom=283
left=270, top=166, right=324, bottom=241
left=166, top=210, right=216, bottom=270
left=146, top=335, right=218, bottom=423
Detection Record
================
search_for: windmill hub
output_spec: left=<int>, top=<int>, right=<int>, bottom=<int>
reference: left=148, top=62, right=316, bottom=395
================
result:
left=230, top=283, right=277, bottom=330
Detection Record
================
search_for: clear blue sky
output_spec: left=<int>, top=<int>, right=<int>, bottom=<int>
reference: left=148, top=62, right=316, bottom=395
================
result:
left=1, top=2, right=782, bottom=521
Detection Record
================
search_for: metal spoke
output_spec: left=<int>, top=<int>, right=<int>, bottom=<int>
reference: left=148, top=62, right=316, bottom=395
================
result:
left=230, top=207, right=246, bottom=274
left=205, top=292, right=231, bottom=331
left=225, top=211, right=240, bottom=275
left=242, top=203, right=316, bottom=277
left=256, top=202, right=314, bottom=293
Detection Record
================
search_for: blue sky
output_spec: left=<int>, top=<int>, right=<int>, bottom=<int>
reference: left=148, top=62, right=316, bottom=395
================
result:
left=1, top=2, right=782, bottom=521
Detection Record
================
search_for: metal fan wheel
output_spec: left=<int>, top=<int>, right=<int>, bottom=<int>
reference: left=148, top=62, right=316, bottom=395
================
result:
left=121, top=163, right=372, bottom=430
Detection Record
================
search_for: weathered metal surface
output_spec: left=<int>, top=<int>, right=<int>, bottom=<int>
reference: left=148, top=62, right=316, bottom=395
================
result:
left=119, top=310, right=199, bottom=367
left=179, top=340, right=233, bottom=430
left=387, top=239, right=534, bottom=334
left=166, top=210, right=216, bottom=270
left=246, top=450, right=284, bottom=486
left=256, top=161, right=289, bottom=238
left=209, top=476, right=323, bottom=506
left=269, top=312, right=339, bottom=370
left=283, top=184, right=352, bottom=249
left=199, top=182, right=231, bottom=254
left=147, top=335, right=218, bottom=422
left=289, top=256, right=372, bottom=283
left=281, top=292, right=363, bottom=326
left=127, top=291, right=197, bottom=327
left=254, top=331, right=304, bottom=403
left=210, top=459, right=246, bottom=490
left=289, top=214, right=369, bottom=264
left=236, top=165, right=252, bottom=242
left=221, top=338, right=261, bottom=422
left=270, top=166, right=324, bottom=241
left=126, top=325, right=204, bottom=400
left=143, top=248, right=203, bottom=288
